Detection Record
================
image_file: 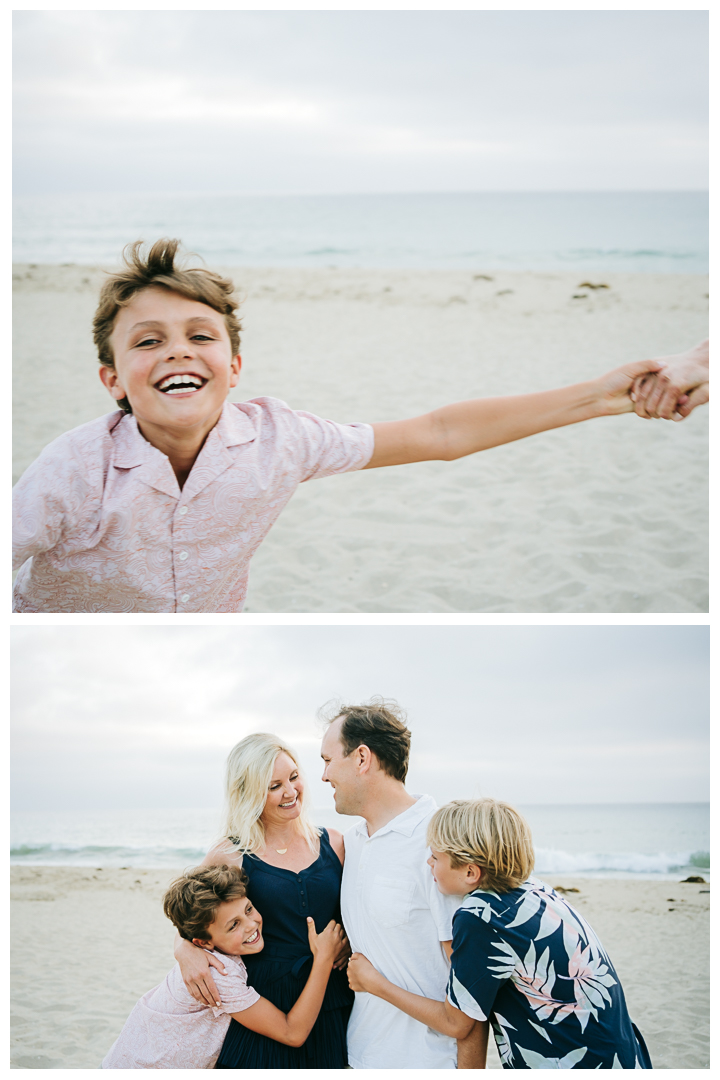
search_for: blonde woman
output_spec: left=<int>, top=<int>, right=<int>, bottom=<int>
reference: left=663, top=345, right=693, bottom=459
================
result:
left=174, top=733, right=352, bottom=1069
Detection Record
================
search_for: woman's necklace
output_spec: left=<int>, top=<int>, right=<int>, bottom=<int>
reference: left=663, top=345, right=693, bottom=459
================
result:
left=276, top=846, right=288, bottom=854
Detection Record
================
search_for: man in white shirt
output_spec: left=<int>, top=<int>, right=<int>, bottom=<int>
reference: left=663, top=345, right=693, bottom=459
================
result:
left=320, top=700, right=486, bottom=1069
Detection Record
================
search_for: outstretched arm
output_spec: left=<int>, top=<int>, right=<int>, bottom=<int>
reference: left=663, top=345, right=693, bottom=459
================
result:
left=364, top=359, right=664, bottom=468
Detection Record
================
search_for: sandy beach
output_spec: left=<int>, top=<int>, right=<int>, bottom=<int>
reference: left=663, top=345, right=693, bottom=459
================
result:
left=13, top=265, right=708, bottom=613
left=10, top=866, right=709, bottom=1069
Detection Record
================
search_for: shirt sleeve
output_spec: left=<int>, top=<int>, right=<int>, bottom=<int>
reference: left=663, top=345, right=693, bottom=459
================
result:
left=289, top=407, right=375, bottom=482
left=209, top=958, right=261, bottom=1018
left=446, top=908, right=504, bottom=1022
left=12, top=439, right=91, bottom=570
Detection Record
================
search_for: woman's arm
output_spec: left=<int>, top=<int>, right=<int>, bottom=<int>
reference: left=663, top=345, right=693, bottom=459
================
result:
left=364, top=358, right=664, bottom=468
left=326, top=828, right=345, bottom=866
left=325, top=828, right=350, bottom=969
left=347, top=953, right=474, bottom=1039
left=230, top=918, right=345, bottom=1047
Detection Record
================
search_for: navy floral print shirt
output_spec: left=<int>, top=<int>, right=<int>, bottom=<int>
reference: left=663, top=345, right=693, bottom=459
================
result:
left=447, top=877, right=651, bottom=1069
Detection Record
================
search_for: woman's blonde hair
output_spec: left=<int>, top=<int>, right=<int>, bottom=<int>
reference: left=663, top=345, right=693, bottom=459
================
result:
left=427, top=798, right=534, bottom=893
left=220, top=733, right=321, bottom=857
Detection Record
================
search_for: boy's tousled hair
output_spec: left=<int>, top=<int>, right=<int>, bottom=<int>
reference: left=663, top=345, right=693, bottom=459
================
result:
left=427, top=798, right=534, bottom=893
left=163, top=863, right=249, bottom=943
left=320, top=697, right=412, bottom=782
left=93, top=238, right=242, bottom=414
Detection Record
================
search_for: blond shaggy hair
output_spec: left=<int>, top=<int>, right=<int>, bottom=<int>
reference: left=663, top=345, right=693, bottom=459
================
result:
left=92, top=238, right=242, bottom=414
left=427, top=798, right=534, bottom=893
left=220, top=733, right=321, bottom=857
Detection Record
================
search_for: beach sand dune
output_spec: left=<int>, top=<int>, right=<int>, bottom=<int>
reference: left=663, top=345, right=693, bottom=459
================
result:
left=10, top=867, right=709, bottom=1069
left=13, top=266, right=708, bottom=613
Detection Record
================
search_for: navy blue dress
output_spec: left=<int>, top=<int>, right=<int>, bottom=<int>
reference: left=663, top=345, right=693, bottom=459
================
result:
left=447, top=877, right=652, bottom=1069
left=215, top=828, right=353, bottom=1069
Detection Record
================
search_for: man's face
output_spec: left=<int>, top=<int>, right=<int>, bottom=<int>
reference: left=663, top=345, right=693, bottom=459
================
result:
left=101, top=286, right=241, bottom=440
left=320, top=719, right=363, bottom=816
left=196, top=894, right=264, bottom=957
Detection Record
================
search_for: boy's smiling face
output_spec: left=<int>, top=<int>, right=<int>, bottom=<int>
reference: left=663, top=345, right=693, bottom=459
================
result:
left=101, top=286, right=241, bottom=441
left=193, top=894, right=264, bottom=958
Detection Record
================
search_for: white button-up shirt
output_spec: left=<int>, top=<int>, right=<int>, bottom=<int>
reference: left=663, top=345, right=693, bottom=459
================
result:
left=341, top=794, right=462, bottom=1070
left=13, top=397, right=374, bottom=612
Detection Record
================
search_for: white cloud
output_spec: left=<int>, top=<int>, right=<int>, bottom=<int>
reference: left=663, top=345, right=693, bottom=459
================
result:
left=11, top=626, right=709, bottom=810
left=13, top=10, right=708, bottom=194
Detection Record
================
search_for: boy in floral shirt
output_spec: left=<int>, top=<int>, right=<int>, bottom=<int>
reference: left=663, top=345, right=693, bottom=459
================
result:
left=348, top=798, right=651, bottom=1069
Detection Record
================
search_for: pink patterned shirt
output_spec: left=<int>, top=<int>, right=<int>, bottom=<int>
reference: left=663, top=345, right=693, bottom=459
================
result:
left=12, top=398, right=374, bottom=612
left=101, top=950, right=260, bottom=1069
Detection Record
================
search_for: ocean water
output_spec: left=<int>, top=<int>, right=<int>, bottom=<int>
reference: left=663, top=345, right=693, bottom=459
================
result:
left=10, top=803, right=709, bottom=881
left=12, top=191, right=708, bottom=273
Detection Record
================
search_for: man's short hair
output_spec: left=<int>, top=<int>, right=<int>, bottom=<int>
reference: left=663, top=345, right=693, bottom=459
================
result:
left=93, top=238, right=242, bottom=414
left=163, top=864, right=249, bottom=942
left=426, top=798, right=535, bottom=893
left=323, top=697, right=412, bottom=782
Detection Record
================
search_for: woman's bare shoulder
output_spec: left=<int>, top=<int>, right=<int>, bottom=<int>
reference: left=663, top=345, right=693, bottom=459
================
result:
left=202, top=841, right=243, bottom=868
left=326, top=828, right=345, bottom=865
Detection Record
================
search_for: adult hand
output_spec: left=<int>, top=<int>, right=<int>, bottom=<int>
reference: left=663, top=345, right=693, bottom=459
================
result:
left=347, top=952, right=382, bottom=994
left=176, top=938, right=225, bottom=1007
left=631, top=340, right=709, bottom=420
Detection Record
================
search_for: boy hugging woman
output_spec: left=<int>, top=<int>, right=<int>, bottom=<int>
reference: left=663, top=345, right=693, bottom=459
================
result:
left=12, top=237, right=707, bottom=613
left=102, top=864, right=346, bottom=1068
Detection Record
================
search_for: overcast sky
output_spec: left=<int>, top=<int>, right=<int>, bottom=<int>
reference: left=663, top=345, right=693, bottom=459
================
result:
left=11, top=625, right=708, bottom=812
left=13, top=10, right=708, bottom=196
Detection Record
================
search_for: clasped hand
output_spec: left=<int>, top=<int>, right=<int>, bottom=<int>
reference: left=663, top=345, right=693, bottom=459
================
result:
left=630, top=340, right=709, bottom=421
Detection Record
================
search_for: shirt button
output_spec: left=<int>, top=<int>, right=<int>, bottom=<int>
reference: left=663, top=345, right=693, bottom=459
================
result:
left=178, top=506, right=188, bottom=515
left=181, top=594, right=190, bottom=603
left=178, top=551, right=188, bottom=561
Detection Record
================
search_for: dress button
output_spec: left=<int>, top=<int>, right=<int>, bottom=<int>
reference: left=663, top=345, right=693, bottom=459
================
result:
left=181, top=594, right=190, bottom=603
left=178, top=551, right=188, bottom=561
left=178, top=506, right=188, bottom=516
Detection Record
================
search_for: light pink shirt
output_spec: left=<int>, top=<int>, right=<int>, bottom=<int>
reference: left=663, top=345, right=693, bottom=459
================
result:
left=12, top=397, right=374, bottom=612
left=101, top=950, right=260, bottom=1069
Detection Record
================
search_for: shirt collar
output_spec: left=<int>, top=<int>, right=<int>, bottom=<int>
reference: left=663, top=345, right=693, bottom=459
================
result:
left=356, top=793, right=438, bottom=840
left=110, top=403, right=257, bottom=500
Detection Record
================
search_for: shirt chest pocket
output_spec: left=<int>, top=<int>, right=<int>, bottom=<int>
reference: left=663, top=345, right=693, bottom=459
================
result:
left=368, top=876, right=417, bottom=928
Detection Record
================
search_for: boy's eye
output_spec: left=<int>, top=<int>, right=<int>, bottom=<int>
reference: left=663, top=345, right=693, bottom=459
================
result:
left=191, top=333, right=214, bottom=341
left=136, top=337, right=160, bottom=347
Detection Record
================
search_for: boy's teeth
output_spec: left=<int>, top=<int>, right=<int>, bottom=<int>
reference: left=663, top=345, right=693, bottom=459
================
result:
left=157, top=374, right=204, bottom=393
